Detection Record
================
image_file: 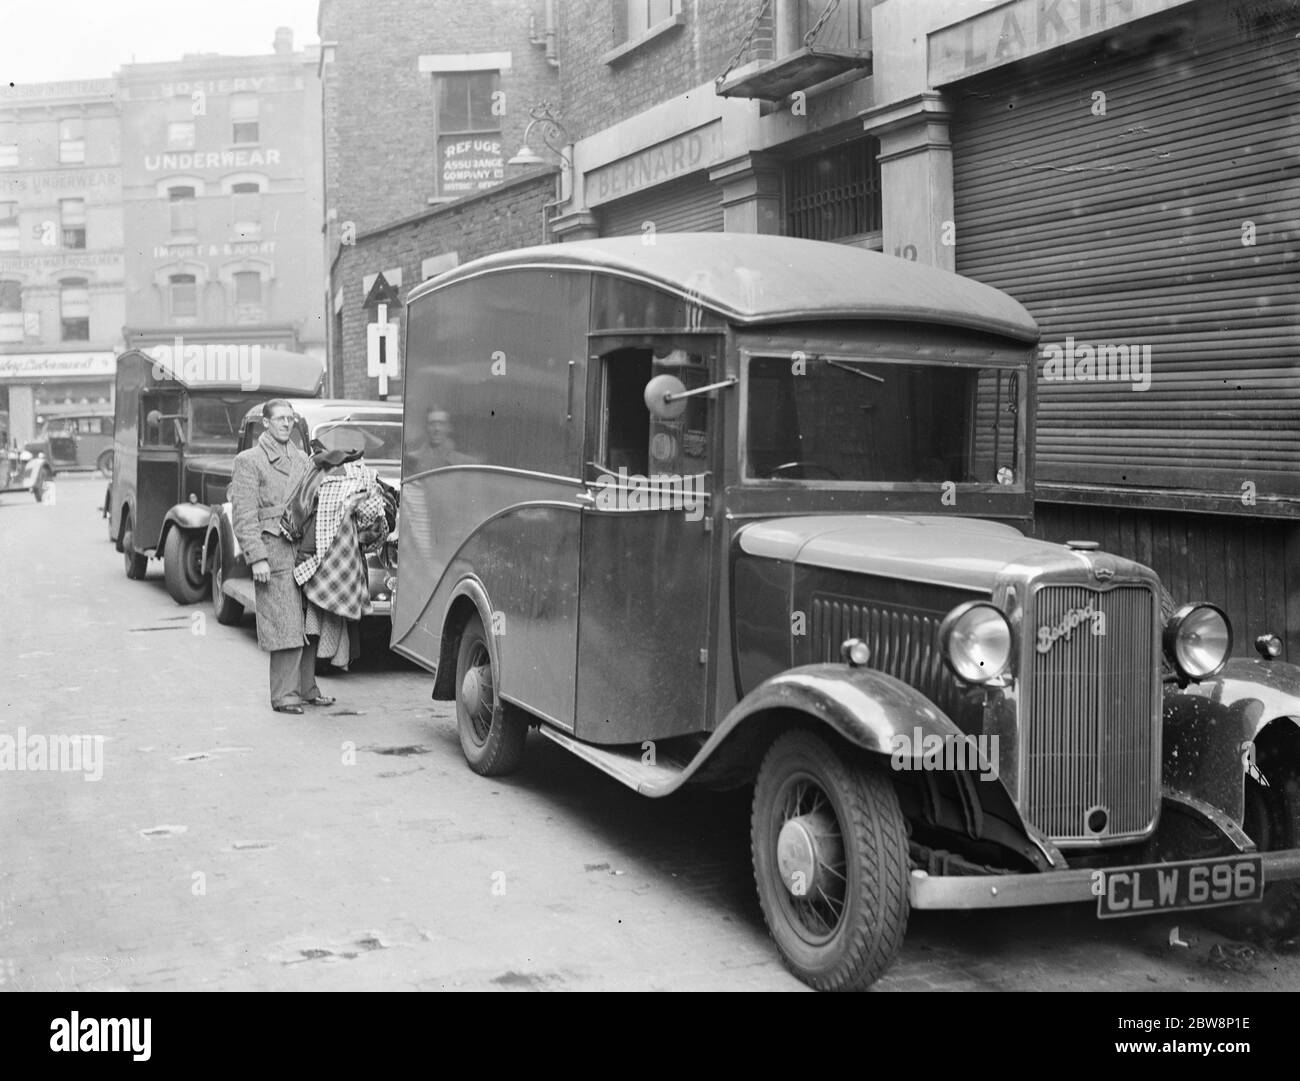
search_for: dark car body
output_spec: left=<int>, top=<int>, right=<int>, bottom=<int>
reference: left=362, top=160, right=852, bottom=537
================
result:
left=108, top=346, right=325, bottom=603
left=26, top=412, right=115, bottom=475
left=204, top=398, right=401, bottom=631
left=0, top=409, right=53, bottom=501
left=393, top=233, right=1300, bottom=991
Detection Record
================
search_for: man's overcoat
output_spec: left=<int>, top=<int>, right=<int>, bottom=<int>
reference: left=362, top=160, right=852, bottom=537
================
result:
left=230, top=431, right=311, bottom=651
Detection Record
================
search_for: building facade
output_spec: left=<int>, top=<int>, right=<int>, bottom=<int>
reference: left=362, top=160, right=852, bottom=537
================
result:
left=118, top=30, right=326, bottom=366
left=0, top=78, right=124, bottom=448
left=318, top=0, right=561, bottom=398
left=539, top=0, right=1298, bottom=659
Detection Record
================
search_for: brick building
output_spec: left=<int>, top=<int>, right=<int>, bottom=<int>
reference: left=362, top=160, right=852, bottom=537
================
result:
left=0, top=79, right=124, bottom=447
left=118, top=29, right=326, bottom=366
left=318, top=0, right=561, bottom=398
left=543, top=0, right=1299, bottom=658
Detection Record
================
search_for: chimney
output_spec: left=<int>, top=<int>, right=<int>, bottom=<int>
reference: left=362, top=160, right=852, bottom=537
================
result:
left=273, top=27, right=294, bottom=55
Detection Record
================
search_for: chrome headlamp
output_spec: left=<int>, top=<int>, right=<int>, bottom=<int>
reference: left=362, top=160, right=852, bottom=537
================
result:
left=939, top=601, right=1012, bottom=684
left=1162, top=603, right=1231, bottom=681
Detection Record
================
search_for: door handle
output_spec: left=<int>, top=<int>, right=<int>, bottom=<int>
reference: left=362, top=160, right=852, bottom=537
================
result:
left=574, top=490, right=595, bottom=506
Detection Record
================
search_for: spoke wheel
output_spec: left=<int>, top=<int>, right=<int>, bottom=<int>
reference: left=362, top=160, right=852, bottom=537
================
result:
left=752, top=729, right=910, bottom=991
left=163, top=528, right=207, bottom=605
left=122, top=515, right=148, bottom=580
left=1202, top=759, right=1300, bottom=940
left=211, top=535, right=243, bottom=625
left=454, top=611, right=527, bottom=776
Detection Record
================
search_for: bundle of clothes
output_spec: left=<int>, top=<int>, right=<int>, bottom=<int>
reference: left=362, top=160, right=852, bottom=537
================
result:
left=278, top=440, right=398, bottom=669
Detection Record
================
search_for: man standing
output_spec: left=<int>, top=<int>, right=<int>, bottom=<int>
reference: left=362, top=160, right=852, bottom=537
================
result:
left=230, top=399, right=335, bottom=714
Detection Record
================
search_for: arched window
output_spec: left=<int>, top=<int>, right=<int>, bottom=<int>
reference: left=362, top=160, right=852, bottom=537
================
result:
left=233, top=270, right=262, bottom=321
left=60, top=278, right=89, bottom=341
left=230, top=181, right=261, bottom=237
left=169, top=273, right=197, bottom=320
left=168, top=185, right=196, bottom=236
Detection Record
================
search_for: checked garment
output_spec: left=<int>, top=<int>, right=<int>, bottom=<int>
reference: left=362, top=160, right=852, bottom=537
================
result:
left=293, top=461, right=385, bottom=620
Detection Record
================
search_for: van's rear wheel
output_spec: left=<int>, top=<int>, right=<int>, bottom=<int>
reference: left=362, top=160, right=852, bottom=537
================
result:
left=752, top=730, right=910, bottom=991
left=210, top=535, right=243, bottom=625
left=455, top=611, right=527, bottom=776
left=122, top=515, right=148, bottom=579
left=163, top=528, right=207, bottom=605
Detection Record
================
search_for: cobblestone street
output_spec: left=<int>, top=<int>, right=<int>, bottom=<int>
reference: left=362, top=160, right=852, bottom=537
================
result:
left=0, top=475, right=1296, bottom=993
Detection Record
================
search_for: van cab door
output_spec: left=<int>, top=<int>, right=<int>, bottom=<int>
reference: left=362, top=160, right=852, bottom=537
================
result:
left=575, top=337, right=721, bottom=744
left=136, top=388, right=185, bottom=550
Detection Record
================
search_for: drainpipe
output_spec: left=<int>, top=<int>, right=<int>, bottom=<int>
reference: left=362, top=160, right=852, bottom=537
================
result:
left=545, top=0, right=558, bottom=67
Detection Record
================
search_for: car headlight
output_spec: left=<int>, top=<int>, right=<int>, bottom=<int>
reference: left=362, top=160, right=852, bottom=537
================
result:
left=18, top=450, right=32, bottom=462
left=939, top=601, right=1012, bottom=684
left=1163, top=603, right=1231, bottom=681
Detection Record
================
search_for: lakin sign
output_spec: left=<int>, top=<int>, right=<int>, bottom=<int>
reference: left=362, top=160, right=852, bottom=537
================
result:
left=586, top=123, right=722, bottom=205
left=928, top=0, right=1190, bottom=85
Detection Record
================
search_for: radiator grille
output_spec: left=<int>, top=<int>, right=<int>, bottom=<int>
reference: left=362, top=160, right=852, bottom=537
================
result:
left=1021, top=584, right=1159, bottom=843
left=809, top=596, right=963, bottom=718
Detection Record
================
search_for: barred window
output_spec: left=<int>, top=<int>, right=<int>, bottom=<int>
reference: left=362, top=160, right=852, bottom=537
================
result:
left=784, top=137, right=882, bottom=244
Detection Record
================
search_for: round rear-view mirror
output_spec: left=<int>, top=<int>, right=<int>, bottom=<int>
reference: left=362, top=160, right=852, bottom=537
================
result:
left=644, top=374, right=687, bottom=421
left=146, top=409, right=162, bottom=426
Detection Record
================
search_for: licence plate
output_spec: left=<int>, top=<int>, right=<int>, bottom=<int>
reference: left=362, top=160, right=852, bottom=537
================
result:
left=1096, top=854, right=1264, bottom=919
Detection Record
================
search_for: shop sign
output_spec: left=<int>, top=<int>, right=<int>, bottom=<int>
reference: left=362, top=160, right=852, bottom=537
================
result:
left=440, top=136, right=504, bottom=195
left=0, top=352, right=114, bottom=380
left=928, top=0, right=1191, bottom=85
left=143, top=149, right=282, bottom=171
left=586, top=123, right=722, bottom=205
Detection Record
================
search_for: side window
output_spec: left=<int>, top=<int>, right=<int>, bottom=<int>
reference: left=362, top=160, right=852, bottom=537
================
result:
left=596, top=340, right=713, bottom=483
left=141, top=391, right=183, bottom=448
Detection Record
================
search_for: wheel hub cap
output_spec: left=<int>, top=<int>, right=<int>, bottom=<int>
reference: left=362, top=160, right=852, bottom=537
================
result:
left=459, top=665, right=489, bottom=714
left=777, top=809, right=841, bottom=899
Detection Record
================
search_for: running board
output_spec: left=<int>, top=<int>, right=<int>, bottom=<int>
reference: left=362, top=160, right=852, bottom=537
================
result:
left=536, top=726, right=689, bottom=797
left=222, top=578, right=256, bottom=611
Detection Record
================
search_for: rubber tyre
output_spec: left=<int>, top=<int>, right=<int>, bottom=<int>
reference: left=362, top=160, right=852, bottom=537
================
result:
left=122, top=516, right=148, bottom=579
left=210, top=535, right=244, bottom=625
left=163, top=528, right=207, bottom=605
left=752, top=729, right=910, bottom=991
left=97, top=449, right=113, bottom=477
left=32, top=469, right=51, bottom=502
left=454, top=611, right=527, bottom=776
left=1201, top=763, right=1300, bottom=941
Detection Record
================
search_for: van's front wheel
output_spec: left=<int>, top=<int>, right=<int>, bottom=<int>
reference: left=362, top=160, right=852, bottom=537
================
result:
left=455, top=611, right=527, bottom=776
left=752, top=729, right=910, bottom=991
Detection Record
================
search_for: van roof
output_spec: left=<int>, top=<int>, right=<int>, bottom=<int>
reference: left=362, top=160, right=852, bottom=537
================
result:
left=120, top=347, right=325, bottom=395
left=407, top=233, right=1039, bottom=343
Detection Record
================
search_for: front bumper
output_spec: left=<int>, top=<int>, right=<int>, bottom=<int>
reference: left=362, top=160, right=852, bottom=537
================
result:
left=909, top=848, right=1300, bottom=910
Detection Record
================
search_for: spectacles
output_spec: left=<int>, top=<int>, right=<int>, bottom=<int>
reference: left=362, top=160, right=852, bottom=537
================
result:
left=268, top=415, right=295, bottom=425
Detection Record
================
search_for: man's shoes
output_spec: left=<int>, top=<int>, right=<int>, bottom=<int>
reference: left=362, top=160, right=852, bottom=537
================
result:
left=302, top=694, right=336, bottom=707
left=273, top=703, right=305, bottom=714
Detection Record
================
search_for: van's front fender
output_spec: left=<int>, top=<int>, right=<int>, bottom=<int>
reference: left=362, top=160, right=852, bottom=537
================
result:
left=720, top=664, right=965, bottom=759
left=157, top=502, right=215, bottom=550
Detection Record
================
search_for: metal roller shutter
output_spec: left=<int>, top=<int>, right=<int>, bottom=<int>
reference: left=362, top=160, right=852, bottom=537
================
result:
left=951, top=2, right=1300, bottom=505
left=599, top=174, right=724, bottom=237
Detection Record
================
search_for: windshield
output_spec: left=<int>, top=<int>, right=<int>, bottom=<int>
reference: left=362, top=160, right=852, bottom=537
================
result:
left=307, top=420, right=403, bottom=462
left=746, top=356, right=1021, bottom=485
left=188, top=395, right=258, bottom=451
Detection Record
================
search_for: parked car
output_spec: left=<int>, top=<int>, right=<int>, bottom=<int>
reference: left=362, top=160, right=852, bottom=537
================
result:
left=108, top=346, right=325, bottom=603
left=26, top=412, right=115, bottom=475
left=0, top=410, right=53, bottom=501
left=204, top=398, right=401, bottom=633
left=392, top=233, right=1300, bottom=992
